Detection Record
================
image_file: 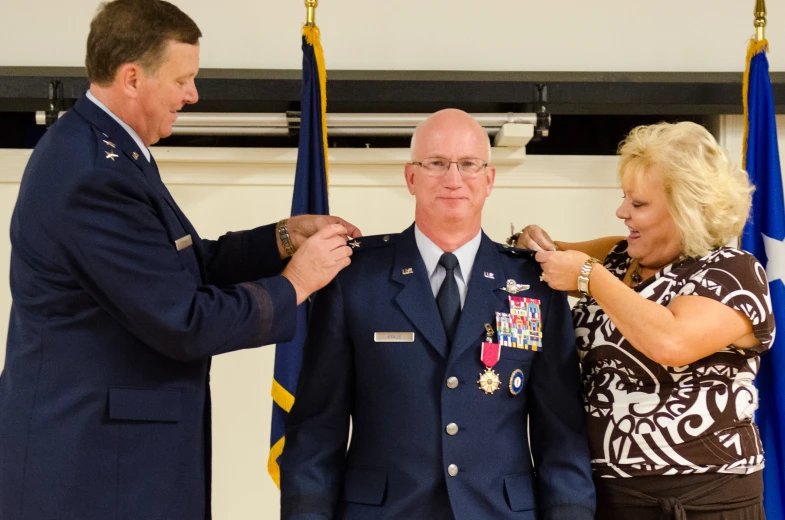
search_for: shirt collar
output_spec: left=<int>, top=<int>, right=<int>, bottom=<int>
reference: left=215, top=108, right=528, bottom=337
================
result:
left=414, top=224, right=482, bottom=282
left=86, top=90, right=151, bottom=162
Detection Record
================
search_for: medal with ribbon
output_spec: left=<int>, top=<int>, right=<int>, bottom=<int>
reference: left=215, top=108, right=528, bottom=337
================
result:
left=478, top=323, right=502, bottom=394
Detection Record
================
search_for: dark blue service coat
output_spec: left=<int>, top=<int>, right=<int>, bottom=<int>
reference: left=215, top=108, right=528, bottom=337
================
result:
left=280, top=226, right=595, bottom=520
left=0, top=94, right=296, bottom=520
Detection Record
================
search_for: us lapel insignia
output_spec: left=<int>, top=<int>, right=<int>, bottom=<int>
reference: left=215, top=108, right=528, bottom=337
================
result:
left=105, top=150, right=119, bottom=161
left=401, top=267, right=413, bottom=275
left=484, top=271, right=495, bottom=279
left=500, top=279, right=529, bottom=294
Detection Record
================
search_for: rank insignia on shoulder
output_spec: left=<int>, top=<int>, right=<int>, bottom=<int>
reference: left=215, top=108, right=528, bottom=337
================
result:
left=105, top=150, right=119, bottom=161
left=103, top=140, right=116, bottom=148
left=500, top=279, right=529, bottom=294
left=349, top=240, right=361, bottom=248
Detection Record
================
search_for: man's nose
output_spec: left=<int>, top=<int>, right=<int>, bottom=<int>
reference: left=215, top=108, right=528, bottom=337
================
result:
left=442, top=162, right=463, bottom=186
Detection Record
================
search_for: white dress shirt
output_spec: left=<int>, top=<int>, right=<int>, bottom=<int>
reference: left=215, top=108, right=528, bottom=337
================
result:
left=414, top=224, right=482, bottom=309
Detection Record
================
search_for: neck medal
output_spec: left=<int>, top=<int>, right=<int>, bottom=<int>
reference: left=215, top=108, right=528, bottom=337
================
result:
left=478, top=323, right=502, bottom=394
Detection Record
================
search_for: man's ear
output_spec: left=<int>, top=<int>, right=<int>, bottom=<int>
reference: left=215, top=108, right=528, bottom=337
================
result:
left=485, top=165, right=496, bottom=197
left=404, top=163, right=416, bottom=195
left=115, top=63, right=142, bottom=99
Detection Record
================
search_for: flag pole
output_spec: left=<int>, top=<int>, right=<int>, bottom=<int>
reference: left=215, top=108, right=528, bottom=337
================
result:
left=305, top=0, right=318, bottom=27
left=754, top=0, right=766, bottom=42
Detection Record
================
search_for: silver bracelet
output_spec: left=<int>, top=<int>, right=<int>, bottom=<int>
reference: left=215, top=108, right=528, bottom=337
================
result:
left=277, top=218, right=297, bottom=257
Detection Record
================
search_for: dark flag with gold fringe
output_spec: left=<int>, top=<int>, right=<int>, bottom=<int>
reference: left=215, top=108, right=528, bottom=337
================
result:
left=741, top=36, right=784, bottom=520
left=268, top=23, right=329, bottom=488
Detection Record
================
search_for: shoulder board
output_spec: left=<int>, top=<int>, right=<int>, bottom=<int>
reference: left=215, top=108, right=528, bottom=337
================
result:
left=347, top=233, right=398, bottom=252
left=496, top=242, right=536, bottom=258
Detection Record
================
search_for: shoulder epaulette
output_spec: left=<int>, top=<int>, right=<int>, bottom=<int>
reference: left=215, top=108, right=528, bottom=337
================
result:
left=496, top=242, right=536, bottom=258
left=347, top=233, right=398, bottom=252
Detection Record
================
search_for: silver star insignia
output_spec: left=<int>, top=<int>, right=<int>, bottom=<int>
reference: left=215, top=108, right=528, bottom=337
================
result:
left=500, top=279, right=530, bottom=294
left=349, top=240, right=361, bottom=248
left=105, top=150, right=119, bottom=161
left=103, top=140, right=116, bottom=148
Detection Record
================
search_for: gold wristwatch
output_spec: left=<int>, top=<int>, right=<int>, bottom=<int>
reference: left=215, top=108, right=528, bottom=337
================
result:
left=577, top=258, right=601, bottom=297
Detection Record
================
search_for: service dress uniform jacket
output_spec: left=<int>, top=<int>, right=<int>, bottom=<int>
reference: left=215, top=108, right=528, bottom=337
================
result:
left=280, top=225, right=595, bottom=520
left=0, top=94, right=296, bottom=520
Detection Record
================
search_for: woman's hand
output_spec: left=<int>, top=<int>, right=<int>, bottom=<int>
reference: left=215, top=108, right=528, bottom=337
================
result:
left=534, top=250, right=591, bottom=291
left=515, top=225, right=558, bottom=251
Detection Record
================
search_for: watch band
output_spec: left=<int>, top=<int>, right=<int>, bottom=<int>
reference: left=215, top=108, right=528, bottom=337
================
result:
left=577, top=257, right=601, bottom=296
left=277, top=218, right=297, bottom=257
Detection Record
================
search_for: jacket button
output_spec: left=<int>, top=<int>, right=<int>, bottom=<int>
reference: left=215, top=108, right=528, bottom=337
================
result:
left=446, top=423, right=459, bottom=435
left=447, top=464, right=459, bottom=477
left=446, top=377, right=459, bottom=389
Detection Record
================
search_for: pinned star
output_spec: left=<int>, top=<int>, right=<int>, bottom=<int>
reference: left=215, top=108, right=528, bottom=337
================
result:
left=349, top=240, right=361, bottom=249
left=105, top=150, right=119, bottom=161
left=500, top=279, right=529, bottom=294
left=103, top=140, right=116, bottom=148
left=762, top=233, right=785, bottom=283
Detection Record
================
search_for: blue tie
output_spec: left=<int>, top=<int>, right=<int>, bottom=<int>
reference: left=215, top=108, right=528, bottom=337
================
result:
left=437, top=252, right=461, bottom=346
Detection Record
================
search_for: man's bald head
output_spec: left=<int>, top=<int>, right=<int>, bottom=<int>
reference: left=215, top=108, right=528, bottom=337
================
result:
left=410, top=109, right=491, bottom=162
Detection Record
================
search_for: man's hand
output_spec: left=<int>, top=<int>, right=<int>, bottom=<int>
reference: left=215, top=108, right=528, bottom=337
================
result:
left=282, top=224, right=353, bottom=304
left=515, top=225, right=557, bottom=251
left=284, top=215, right=362, bottom=255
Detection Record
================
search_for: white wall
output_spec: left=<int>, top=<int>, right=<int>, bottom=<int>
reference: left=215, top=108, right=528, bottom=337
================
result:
left=0, top=0, right=782, bottom=72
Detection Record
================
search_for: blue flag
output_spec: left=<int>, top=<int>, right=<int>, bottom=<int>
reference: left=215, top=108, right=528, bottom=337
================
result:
left=741, top=39, right=784, bottom=519
left=268, top=24, right=329, bottom=488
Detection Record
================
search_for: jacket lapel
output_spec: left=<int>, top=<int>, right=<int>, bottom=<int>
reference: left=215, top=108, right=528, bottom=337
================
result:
left=449, top=234, right=509, bottom=363
left=73, top=94, right=148, bottom=173
left=73, top=94, right=205, bottom=275
left=391, top=225, right=449, bottom=359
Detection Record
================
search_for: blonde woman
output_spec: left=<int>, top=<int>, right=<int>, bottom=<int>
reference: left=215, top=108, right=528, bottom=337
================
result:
left=516, top=122, right=774, bottom=519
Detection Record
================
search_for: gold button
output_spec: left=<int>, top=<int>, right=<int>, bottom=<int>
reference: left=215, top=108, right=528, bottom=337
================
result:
left=446, top=423, right=458, bottom=436
left=447, top=464, right=459, bottom=477
left=383, top=235, right=390, bottom=242
left=446, top=377, right=459, bottom=389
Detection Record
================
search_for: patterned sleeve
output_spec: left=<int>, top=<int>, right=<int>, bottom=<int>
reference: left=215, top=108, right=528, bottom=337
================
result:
left=677, top=249, right=775, bottom=352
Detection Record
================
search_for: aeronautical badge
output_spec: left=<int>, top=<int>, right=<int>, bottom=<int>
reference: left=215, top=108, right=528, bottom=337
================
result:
left=478, top=325, right=502, bottom=394
left=500, top=279, right=529, bottom=294
left=509, top=369, right=524, bottom=395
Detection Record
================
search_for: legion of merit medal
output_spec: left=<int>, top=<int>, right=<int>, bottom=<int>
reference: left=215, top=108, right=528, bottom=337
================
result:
left=478, top=323, right=502, bottom=394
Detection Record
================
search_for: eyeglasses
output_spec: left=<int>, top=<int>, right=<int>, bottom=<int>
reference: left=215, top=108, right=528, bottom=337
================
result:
left=411, top=157, right=488, bottom=178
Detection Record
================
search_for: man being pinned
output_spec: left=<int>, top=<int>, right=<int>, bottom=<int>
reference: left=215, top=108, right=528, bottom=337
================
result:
left=280, top=109, right=594, bottom=520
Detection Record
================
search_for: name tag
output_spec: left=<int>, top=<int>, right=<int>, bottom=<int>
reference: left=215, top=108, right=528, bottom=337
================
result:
left=175, top=234, right=193, bottom=251
left=374, top=332, right=415, bottom=343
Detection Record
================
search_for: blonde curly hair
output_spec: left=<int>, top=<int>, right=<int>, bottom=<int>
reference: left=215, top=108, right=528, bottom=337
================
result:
left=617, top=121, right=754, bottom=258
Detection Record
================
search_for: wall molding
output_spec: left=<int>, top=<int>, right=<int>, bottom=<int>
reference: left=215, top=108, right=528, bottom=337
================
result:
left=1, top=147, right=620, bottom=188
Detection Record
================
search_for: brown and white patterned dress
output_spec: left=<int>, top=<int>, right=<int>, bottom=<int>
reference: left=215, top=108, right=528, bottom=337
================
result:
left=573, top=240, right=775, bottom=479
